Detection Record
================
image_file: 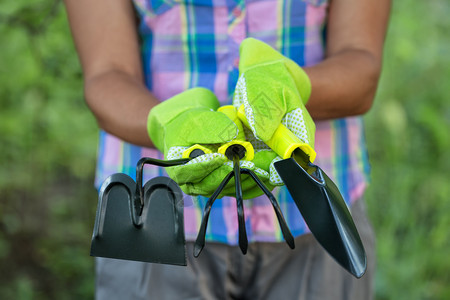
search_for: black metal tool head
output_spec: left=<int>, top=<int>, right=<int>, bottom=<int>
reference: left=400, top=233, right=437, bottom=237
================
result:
left=194, top=148, right=295, bottom=258
left=90, top=174, right=186, bottom=266
left=274, top=158, right=367, bottom=278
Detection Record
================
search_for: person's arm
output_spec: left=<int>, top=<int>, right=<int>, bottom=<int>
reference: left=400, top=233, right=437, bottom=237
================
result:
left=304, top=0, right=391, bottom=120
left=64, top=0, right=156, bottom=147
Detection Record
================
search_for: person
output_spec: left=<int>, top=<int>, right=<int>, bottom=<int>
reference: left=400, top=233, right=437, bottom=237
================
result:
left=64, top=0, right=390, bottom=299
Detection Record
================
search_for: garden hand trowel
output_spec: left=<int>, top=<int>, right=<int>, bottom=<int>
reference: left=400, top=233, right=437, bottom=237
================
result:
left=237, top=107, right=367, bottom=278
left=90, top=157, right=189, bottom=265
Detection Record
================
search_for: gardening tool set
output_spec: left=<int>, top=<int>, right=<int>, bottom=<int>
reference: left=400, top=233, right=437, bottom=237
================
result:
left=90, top=105, right=367, bottom=278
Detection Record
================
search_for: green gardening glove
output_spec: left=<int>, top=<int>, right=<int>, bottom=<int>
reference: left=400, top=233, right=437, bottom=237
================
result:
left=175, top=151, right=277, bottom=199
left=148, top=88, right=237, bottom=196
left=148, top=88, right=274, bottom=198
left=195, top=148, right=278, bottom=199
left=233, top=38, right=316, bottom=152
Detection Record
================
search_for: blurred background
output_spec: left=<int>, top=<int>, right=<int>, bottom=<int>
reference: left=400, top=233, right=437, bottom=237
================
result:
left=0, top=0, right=449, bottom=299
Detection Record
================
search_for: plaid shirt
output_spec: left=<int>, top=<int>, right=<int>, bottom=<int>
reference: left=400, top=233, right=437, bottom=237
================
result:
left=94, top=0, right=370, bottom=244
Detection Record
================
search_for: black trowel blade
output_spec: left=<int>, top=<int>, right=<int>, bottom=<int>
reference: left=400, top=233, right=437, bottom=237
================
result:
left=274, top=158, right=367, bottom=278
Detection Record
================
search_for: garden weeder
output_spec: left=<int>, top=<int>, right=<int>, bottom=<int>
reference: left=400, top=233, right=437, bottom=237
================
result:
left=90, top=157, right=189, bottom=266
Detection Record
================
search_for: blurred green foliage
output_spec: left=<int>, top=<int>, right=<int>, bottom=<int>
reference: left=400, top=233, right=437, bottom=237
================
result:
left=0, top=0, right=97, bottom=299
left=365, top=1, right=450, bottom=299
left=0, top=0, right=449, bottom=299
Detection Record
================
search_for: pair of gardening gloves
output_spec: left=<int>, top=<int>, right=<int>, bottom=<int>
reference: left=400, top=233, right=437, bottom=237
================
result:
left=147, top=38, right=315, bottom=199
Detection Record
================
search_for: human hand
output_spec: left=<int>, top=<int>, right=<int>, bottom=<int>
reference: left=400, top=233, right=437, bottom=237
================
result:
left=233, top=38, right=316, bottom=161
left=147, top=88, right=236, bottom=196
left=170, top=150, right=277, bottom=199
left=159, top=105, right=279, bottom=199
left=147, top=88, right=276, bottom=199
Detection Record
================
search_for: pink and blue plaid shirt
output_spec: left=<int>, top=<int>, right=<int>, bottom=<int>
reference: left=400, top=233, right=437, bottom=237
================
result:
left=95, top=0, right=370, bottom=244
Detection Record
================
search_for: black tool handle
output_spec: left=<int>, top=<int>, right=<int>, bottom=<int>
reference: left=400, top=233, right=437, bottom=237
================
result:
left=241, top=168, right=295, bottom=249
left=194, top=171, right=235, bottom=257
left=233, top=154, right=248, bottom=255
left=135, top=157, right=190, bottom=215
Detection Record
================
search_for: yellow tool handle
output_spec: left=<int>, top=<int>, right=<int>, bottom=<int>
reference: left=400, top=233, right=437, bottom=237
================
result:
left=218, top=105, right=254, bottom=161
left=182, top=106, right=255, bottom=161
left=217, top=105, right=246, bottom=141
left=218, top=140, right=254, bottom=161
left=182, top=144, right=213, bottom=159
left=237, top=105, right=316, bottom=163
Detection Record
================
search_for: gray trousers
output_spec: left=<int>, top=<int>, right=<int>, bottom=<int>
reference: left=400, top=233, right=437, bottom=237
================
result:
left=96, top=199, right=376, bottom=300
